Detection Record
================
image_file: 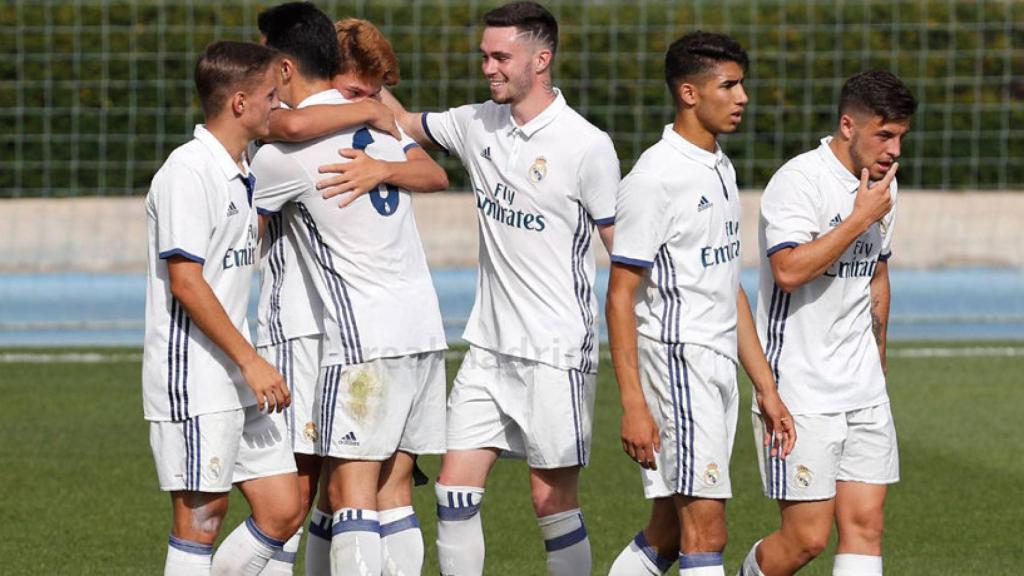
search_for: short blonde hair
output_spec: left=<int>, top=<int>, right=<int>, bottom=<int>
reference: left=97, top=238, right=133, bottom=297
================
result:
left=334, top=18, right=400, bottom=87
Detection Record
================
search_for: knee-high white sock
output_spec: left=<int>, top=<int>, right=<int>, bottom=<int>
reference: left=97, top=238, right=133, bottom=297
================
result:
left=679, top=552, right=724, bottom=576
left=305, top=507, right=332, bottom=576
left=379, top=506, right=423, bottom=576
left=609, top=530, right=675, bottom=575
left=260, top=528, right=302, bottom=575
left=833, top=554, right=883, bottom=576
left=211, top=517, right=286, bottom=576
left=435, top=483, right=485, bottom=576
left=538, top=509, right=591, bottom=576
left=331, top=508, right=382, bottom=576
left=737, top=540, right=765, bottom=576
left=166, top=535, right=213, bottom=576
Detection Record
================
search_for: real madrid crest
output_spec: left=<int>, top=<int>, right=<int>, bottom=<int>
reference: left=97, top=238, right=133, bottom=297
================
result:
left=794, top=465, right=814, bottom=488
left=206, top=456, right=222, bottom=481
left=303, top=421, right=319, bottom=443
left=529, top=156, right=548, bottom=183
left=703, top=463, right=721, bottom=487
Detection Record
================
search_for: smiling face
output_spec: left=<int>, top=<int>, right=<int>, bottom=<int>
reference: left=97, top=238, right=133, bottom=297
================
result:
left=687, top=60, right=749, bottom=135
left=479, top=26, right=543, bottom=105
left=845, top=113, right=911, bottom=180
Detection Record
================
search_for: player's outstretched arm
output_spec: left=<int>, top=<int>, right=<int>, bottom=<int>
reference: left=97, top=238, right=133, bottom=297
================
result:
left=869, top=260, right=891, bottom=373
left=737, top=286, right=795, bottom=458
left=316, top=145, right=449, bottom=207
left=770, top=163, right=898, bottom=292
left=607, top=262, right=661, bottom=470
left=266, top=99, right=401, bottom=143
left=379, top=88, right=430, bottom=147
left=167, top=257, right=290, bottom=413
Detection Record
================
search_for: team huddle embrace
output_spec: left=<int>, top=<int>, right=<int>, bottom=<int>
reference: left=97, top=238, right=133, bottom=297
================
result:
left=142, top=2, right=915, bottom=575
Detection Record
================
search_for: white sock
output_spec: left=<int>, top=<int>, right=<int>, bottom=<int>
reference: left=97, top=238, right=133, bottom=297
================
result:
left=331, top=508, right=382, bottom=576
left=609, top=531, right=674, bottom=575
left=738, top=540, right=765, bottom=576
left=679, top=552, right=724, bottom=576
left=211, top=517, right=286, bottom=576
left=380, top=506, right=423, bottom=576
left=305, top=508, right=332, bottom=576
left=166, top=535, right=213, bottom=576
left=435, top=483, right=486, bottom=576
left=538, top=509, right=591, bottom=576
left=833, top=554, right=883, bottom=576
left=260, top=528, right=302, bottom=575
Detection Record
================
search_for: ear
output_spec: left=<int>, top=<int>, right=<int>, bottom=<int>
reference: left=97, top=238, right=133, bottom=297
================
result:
left=229, top=91, right=246, bottom=117
left=279, top=57, right=295, bottom=83
left=534, top=47, right=553, bottom=75
left=677, top=81, right=698, bottom=107
left=838, top=113, right=857, bottom=140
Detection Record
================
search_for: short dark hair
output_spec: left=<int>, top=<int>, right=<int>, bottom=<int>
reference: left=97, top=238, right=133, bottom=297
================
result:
left=194, top=40, right=277, bottom=118
left=665, top=31, right=748, bottom=98
left=257, top=2, right=338, bottom=81
left=839, top=70, right=917, bottom=122
left=484, top=2, right=558, bottom=54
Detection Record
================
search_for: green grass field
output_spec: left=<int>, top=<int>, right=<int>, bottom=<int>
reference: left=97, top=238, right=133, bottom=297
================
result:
left=2, top=343, right=1022, bottom=574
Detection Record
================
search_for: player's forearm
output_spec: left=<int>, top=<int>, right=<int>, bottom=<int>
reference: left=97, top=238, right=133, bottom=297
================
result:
left=736, top=287, right=777, bottom=397
left=384, top=150, right=448, bottom=192
left=606, top=286, right=646, bottom=413
left=168, top=264, right=259, bottom=370
left=870, top=261, right=891, bottom=369
left=268, top=101, right=379, bottom=143
left=380, top=89, right=429, bottom=146
left=771, top=215, right=873, bottom=292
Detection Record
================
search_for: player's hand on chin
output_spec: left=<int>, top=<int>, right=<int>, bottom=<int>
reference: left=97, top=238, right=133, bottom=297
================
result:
left=317, top=149, right=388, bottom=208
left=241, top=356, right=291, bottom=413
left=757, top=391, right=796, bottom=459
left=621, top=405, right=661, bottom=470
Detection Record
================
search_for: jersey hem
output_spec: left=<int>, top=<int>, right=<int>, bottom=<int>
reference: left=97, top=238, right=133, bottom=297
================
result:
left=610, top=254, right=654, bottom=268
left=766, top=241, right=799, bottom=257
left=460, top=340, right=599, bottom=375
left=751, top=396, right=890, bottom=416
left=421, top=113, right=448, bottom=154
left=158, top=248, right=206, bottom=264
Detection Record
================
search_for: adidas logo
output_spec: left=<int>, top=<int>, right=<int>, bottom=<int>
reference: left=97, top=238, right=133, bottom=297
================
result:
left=697, top=196, right=712, bottom=212
left=830, top=213, right=843, bottom=227
left=226, top=201, right=238, bottom=217
left=480, top=146, right=492, bottom=161
left=338, top=431, right=359, bottom=446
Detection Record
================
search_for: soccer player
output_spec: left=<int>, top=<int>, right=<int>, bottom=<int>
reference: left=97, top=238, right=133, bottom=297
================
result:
left=143, top=40, right=304, bottom=575
left=251, top=4, right=448, bottom=576
left=604, top=32, right=795, bottom=576
left=354, top=2, right=620, bottom=574
left=736, top=70, right=916, bottom=576
left=253, top=12, right=449, bottom=576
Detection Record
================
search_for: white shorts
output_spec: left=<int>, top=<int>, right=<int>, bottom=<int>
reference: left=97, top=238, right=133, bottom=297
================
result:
left=447, top=346, right=596, bottom=469
left=150, top=405, right=297, bottom=493
left=259, top=335, right=322, bottom=456
left=315, top=351, right=446, bottom=460
left=753, top=402, right=900, bottom=501
left=638, top=339, right=738, bottom=499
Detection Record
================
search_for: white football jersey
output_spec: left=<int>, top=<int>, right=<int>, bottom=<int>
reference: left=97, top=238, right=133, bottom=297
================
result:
left=756, top=136, right=897, bottom=414
left=253, top=106, right=420, bottom=347
left=611, top=125, right=742, bottom=362
left=255, top=205, right=324, bottom=347
left=143, top=125, right=258, bottom=422
left=423, top=89, right=619, bottom=373
left=252, top=89, right=446, bottom=367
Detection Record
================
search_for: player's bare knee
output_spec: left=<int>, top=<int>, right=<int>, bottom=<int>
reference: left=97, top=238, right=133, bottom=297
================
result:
left=681, top=516, right=728, bottom=553
left=791, top=528, right=830, bottom=562
left=839, top=508, right=884, bottom=549
left=530, top=484, right=578, bottom=517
